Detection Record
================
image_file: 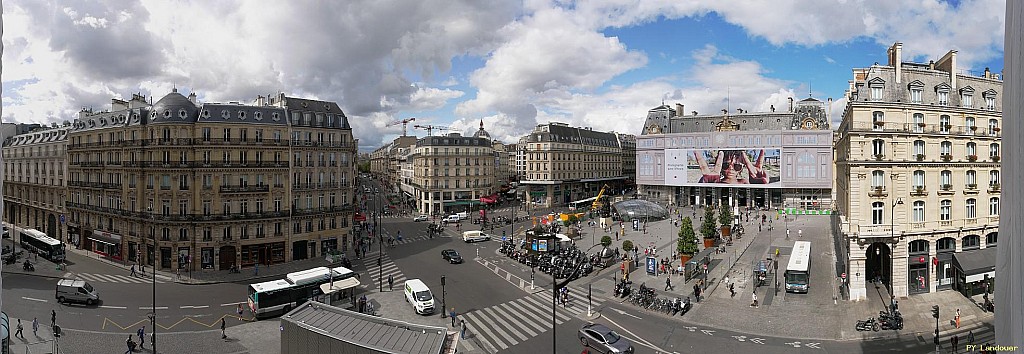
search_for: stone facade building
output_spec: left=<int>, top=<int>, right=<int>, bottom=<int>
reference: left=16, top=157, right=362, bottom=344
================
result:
left=63, top=90, right=357, bottom=271
left=835, top=42, right=1001, bottom=300
left=2, top=124, right=74, bottom=244
left=412, top=130, right=495, bottom=215
left=518, top=123, right=633, bottom=208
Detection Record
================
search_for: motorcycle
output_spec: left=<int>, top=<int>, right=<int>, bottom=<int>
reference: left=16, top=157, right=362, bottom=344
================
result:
left=22, top=260, right=35, bottom=272
left=679, top=297, right=692, bottom=315
left=878, top=311, right=904, bottom=330
left=855, top=317, right=879, bottom=332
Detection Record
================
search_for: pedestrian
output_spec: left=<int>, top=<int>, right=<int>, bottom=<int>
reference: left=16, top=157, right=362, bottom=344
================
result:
left=450, top=308, right=457, bottom=327
left=952, top=334, right=959, bottom=352
left=51, top=310, right=56, bottom=329
left=665, top=277, right=673, bottom=291
left=125, top=335, right=135, bottom=354
left=221, top=318, right=227, bottom=339
left=131, top=264, right=137, bottom=277
left=15, top=319, right=23, bottom=339
left=752, top=291, right=758, bottom=308
left=956, top=308, right=961, bottom=328
left=176, top=267, right=181, bottom=280
left=141, top=263, right=146, bottom=276
left=32, top=317, right=38, bottom=336
left=693, top=284, right=701, bottom=302
left=388, top=274, right=394, bottom=291
left=460, top=319, right=467, bottom=339
left=968, top=330, right=975, bottom=345
left=237, top=304, right=244, bottom=319
left=137, top=326, right=145, bottom=348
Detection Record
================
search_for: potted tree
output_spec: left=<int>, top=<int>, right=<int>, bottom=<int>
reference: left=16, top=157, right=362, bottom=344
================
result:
left=718, top=203, right=734, bottom=239
left=700, top=206, right=718, bottom=248
left=601, top=235, right=612, bottom=248
left=677, top=217, right=698, bottom=264
left=622, top=240, right=634, bottom=254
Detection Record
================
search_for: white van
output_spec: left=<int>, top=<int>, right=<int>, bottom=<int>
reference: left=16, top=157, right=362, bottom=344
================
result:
left=56, top=279, right=99, bottom=305
left=444, top=215, right=461, bottom=223
left=404, top=279, right=435, bottom=315
left=456, top=211, right=470, bottom=220
left=462, top=230, right=491, bottom=243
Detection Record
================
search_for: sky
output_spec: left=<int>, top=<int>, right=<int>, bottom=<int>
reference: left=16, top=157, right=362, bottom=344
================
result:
left=1, top=0, right=1007, bottom=151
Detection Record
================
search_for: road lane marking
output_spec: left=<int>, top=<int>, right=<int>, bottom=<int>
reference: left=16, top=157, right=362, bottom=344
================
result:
left=100, top=305, right=127, bottom=309
left=21, top=297, right=47, bottom=303
left=600, top=312, right=669, bottom=353
left=220, top=302, right=246, bottom=307
left=139, top=306, right=168, bottom=310
left=180, top=305, right=210, bottom=309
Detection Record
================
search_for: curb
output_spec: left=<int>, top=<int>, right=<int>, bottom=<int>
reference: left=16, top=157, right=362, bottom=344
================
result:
left=1, top=269, right=65, bottom=280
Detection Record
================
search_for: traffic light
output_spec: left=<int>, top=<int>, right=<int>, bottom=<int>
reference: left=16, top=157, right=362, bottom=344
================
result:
left=441, top=275, right=446, bottom=286
left=932, top=305, right=940, bottom=319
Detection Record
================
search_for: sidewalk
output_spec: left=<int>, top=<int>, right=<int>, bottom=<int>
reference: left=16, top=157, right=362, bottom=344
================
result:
left=5, top=315, right=280, bottom=354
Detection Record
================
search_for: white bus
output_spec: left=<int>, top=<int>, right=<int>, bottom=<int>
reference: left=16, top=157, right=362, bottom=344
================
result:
left=784, top=241, right=812, bottom=293
left=247, top=266, right=359, bottom=319
left=19, top=228, right=65, bottom=262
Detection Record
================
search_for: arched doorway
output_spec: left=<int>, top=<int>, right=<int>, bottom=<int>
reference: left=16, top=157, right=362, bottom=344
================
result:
left=865, top=242, right=892, bottom=290
left=219, top=246, right=237, bottom=270
left=47, top=214, right=57, bottom=241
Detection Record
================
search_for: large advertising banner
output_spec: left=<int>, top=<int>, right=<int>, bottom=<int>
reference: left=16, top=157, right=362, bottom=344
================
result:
left=664, top=148, right=782, bottom=187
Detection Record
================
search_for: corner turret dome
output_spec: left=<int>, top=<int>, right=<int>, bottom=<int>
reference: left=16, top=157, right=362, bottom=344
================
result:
left=473, top=119, right=491, bottom=140
left=150, top=88, right=199, bottom=123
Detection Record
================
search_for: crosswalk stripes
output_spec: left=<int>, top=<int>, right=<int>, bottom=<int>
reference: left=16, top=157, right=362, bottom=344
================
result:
left=358, top=252, right=407, bottom=292
left=462, top=288, right=601, bottom=352
left=74, top=273, right=166, bottom=284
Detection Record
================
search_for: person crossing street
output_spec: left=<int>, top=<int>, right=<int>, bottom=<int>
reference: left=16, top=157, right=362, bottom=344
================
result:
left=137, top=326, right=145, bottom=348
left=665, top=277, right=673, bottom=291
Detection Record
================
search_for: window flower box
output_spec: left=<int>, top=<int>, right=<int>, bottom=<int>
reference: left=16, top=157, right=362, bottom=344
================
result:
left=941, top=184, right=952, bottom=191
left=917, top=122, right=926, bottom=127
left=874, top=121, right=885, bottom=126
left=916, top=154, right=926, bottom=161
left=941, top=154, right=952, bottom=162
left=991, top=155, right=1001, bottom=162
left=970, top=126, right=978, bottom=131
left=994, top=127, right=1001, bottom=132
left=874, top=154, right=885, bottom=160
left=968, top=155, right=978, bottom=162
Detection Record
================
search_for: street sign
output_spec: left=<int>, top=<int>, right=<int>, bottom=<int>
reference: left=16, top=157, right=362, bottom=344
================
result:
left=60, top=214, right=65, bottom=224
left=645, top=256, right=657, bottom=275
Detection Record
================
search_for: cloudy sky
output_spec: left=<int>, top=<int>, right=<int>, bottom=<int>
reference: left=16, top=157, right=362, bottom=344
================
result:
left=1, top=0, right=1006, bottom=150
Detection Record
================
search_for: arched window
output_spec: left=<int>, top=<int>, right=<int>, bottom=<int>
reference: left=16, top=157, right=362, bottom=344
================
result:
left=872, top=111, right=884, bottom=130
left=940, top=200, right=951, bottom=221
left=913, top=113, right=924, bottom=132
left=965, top=199, right=976, bottom=219
left=179, top=228, right=188, bottom=241
left=913, top=140, right=926, bottom=157
left=986, top=233, right=998, bottom=247
left=912, top=201, right=925, bottom=222
left=940, top=115, right=951, bottom=132
left=990, top=143, right=1000, bottom=157
left=872, top=202, right=884, bottom=225
left=966, top=170, right=976, bottom=187
left=990, top=170, right=1000, bottom=186
left=990, top=197, right=999, bottom=215
left=937, top=237, right=956, bottom=252
left=872, top=139, right=885, bottom=157
left=965, top=116, right=976, bottom=130
left=908, top=240, right=929, bottom=254
left=967, top=142, right=976, bottom=157
left=912, top=170, right=925, bottom=189
left=940, top=170, right=952, bottom=188
left=989, top=119, right=999, bottom=135
left=940, top=141, right=952, bottom=155
left=962, top=235, right=980, bottom=250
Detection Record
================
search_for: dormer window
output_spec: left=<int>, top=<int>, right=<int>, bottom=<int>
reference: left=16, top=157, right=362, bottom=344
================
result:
left=179, top=109, right=187, bottom=118
left=960, top=86, right=974, bottom=108
left=868, top=78, right=885, bottom=101
left=935, top=83, right=951, bottom=106
left=908, top=80, right=924, bottom=103
left=983, top=89, right=997, bottom=110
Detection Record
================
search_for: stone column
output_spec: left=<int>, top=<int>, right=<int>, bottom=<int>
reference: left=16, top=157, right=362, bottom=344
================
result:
left=998, top=1, right=1024, bottom=346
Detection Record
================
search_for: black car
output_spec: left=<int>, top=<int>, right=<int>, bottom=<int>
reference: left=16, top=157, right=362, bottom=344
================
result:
left=579, top=323, right=633, bottom=353
left=441, top=249, right=463, bottom=264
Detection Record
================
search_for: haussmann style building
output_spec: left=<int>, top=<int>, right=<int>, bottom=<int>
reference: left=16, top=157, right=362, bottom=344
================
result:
left=835, top=42, right=1001, bottom=301
left=62, top=89, right=358, bottom=271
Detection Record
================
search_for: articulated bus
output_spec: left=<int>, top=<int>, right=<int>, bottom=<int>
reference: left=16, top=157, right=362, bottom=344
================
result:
left=784, top=241, right=812, bottom=293
left=247, top=266, right=358, bottom=319
left=19, top=228, right=65, bottom=262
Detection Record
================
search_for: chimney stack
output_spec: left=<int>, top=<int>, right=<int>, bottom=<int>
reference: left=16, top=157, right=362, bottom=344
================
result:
left=188, top=92, right=197, bottom=104
left=770, top=104, right=775, bottom=112
left=788, top=97, right=794, bottom=112
left=985, top=67, right=991, bottom=79
left=675, top=103, right=684, bottom=117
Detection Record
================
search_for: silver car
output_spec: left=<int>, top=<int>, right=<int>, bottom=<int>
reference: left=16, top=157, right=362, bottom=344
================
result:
left=579, top=323, right=633, bottom=353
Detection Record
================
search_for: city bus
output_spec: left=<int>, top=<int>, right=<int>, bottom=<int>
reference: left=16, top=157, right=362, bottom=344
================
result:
left=247, top=266, right=358, bottom=319
left=19, top=228, right=65, bottom=262
left=784, top=241, right=811, bottom=293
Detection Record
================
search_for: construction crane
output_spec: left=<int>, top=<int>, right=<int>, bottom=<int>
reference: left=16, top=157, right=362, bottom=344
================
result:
left=386, top=117, right=416, bottom=136
left=591, top=184, right=612, bottom=216
left=413, top=124, right=453, bottom=136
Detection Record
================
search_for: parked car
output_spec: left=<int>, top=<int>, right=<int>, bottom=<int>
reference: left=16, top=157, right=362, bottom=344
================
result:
left=413, top=215, right=429, bottom=222
left=579, top=323, right=633, bottom=353
left=441, top=249, right=463, bottom=264
left=462, top=230, right=490, bottom=243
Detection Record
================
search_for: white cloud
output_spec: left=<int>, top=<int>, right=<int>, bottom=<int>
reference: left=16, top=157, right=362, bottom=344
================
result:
left=406, top=86, right=465, bottom=112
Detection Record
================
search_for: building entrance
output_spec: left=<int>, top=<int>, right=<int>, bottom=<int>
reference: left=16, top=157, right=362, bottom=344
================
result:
left=865, top=242, right=892, bottom=290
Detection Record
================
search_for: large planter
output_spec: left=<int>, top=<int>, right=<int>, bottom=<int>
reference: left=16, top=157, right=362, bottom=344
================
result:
left=679, top=254, right=692, bottom=265
left=720, top=225, right=731, bottom=237
left=704, top=238, right=716, bottom=248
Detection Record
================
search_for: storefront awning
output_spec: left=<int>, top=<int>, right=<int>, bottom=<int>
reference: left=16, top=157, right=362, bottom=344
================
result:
left=319, top=277, right=361, bottom=295
left=953, top=247, right=997, bottom=283
left=443, top=200, right=482, bottom=207
left=88, top=233, right=121, bottom=245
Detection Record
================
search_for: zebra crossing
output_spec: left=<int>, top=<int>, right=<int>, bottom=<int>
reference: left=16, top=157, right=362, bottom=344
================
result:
left=461, top=288, right=601, bottom=353
left=72, top=272, right=167, bottom=284
left=358, top=251, right=407, bottom=292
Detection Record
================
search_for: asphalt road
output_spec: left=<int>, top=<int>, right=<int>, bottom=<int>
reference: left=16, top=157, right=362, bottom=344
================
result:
left=2, top=250, right=249, bottom=333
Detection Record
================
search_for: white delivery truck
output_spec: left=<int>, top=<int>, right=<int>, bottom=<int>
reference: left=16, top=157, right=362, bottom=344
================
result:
left=56, top=279, right=99, bottom=305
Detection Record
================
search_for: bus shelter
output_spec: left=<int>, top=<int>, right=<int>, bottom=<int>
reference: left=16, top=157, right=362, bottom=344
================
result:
left=684, top=248, right=716, bottom=281
left=523, top=231, right=568, bottom=255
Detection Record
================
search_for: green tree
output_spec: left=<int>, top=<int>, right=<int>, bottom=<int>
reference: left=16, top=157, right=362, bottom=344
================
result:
left=719, top=203, right=734, bottom=227
left=600, top=235, right=612, bottom=247
left=700, top=206, right=718, bottom=240
left=677, top=217, right=698, bottom=255
left=622, top=240, right=634, bottom=253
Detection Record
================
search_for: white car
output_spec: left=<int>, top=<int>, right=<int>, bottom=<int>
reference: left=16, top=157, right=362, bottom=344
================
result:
left=462, top=230, right=491, bottom=243
left=413, top=215, right=429, bottom=222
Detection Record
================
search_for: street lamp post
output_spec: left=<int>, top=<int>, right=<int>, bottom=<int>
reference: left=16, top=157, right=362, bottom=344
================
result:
left=148, top=205, right=157, bottom=354
left=890, top=197, right=904, bottom=297
left=440, top=275, right=446, bottom=318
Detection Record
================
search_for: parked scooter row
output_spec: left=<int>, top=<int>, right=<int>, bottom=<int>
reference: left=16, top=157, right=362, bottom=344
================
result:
left=855, top=310, right=903, bottom=331
left=499, top=240, right=594, bottom=280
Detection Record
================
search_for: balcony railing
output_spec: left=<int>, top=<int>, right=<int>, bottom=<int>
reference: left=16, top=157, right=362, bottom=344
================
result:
left=849, top=121, right=1003, bottom=138
left=219, top=185, right=270, bottom=193
left=989, top=183, right=1001, bottom=192
left=868, top=187, right=887, bottom=197
left=910, top=186, right=927, bottom=196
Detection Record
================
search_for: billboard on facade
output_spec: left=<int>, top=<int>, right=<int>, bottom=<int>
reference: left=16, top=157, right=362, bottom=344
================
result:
left=664, top=148, right=782, bottom=187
